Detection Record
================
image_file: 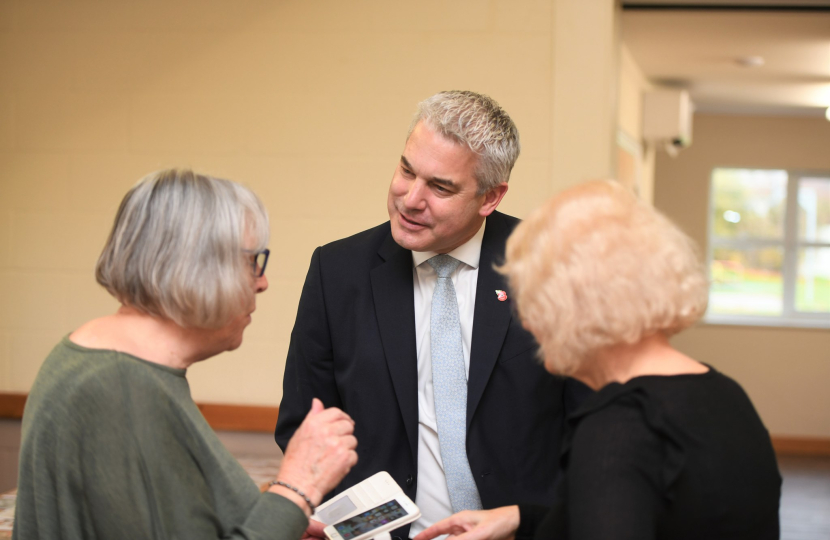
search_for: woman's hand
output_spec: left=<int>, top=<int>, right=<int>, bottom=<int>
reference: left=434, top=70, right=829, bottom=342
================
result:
left=271, top=398, right=358, bottom=514
left=301, top=519, right=327, bottom=540
left=413, top=506, right=520, bottom=540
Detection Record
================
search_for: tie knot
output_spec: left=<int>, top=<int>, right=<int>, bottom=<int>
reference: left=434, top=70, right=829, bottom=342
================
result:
left=428, top=254, right=461, bottom=278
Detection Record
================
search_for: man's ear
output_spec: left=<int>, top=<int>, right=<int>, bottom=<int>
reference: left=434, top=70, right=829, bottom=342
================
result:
left=479, top=183, right=509, bottom=217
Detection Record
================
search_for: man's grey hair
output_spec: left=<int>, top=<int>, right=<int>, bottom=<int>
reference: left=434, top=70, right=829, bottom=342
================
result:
left=409, top=90, right=520, bottom=194
left=95, top=169, right=270, bottom=329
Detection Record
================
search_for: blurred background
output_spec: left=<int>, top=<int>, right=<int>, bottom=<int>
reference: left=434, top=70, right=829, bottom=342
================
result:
left=0, top=0, right=828, bottom=481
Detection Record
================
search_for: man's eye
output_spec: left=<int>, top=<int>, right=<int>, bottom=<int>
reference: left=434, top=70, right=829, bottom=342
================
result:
left=401, top=167, right=414, bottom=177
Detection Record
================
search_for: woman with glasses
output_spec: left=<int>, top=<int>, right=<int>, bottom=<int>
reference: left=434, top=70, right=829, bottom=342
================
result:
left=414, top=180, right=780, bottom=540
left=14, top=169, right=357, bottom=540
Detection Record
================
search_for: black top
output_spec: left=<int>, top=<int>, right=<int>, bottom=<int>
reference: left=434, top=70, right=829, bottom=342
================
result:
left=518, top=367, right=781, bottom=540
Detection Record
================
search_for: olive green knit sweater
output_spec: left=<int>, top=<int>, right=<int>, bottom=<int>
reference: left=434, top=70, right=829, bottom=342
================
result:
left=14, top=337, right=306, bottom=540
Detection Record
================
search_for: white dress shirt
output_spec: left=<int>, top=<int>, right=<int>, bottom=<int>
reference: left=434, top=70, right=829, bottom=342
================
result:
left=408, top=220, right=485, bottom=538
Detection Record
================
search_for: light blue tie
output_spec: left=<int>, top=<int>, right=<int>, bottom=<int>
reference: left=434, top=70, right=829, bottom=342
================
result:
left=427, top=254, right=483, bottom=513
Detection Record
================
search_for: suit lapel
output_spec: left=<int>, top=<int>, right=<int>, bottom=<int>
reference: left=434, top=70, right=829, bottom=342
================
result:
left=370, top=232, right=419, bottom=462
left=467, top=214, right=514, bottom=429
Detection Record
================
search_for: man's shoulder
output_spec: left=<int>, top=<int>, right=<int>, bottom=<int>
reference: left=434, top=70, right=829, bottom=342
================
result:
left=323, top=221, right=391, bottom=251
left=313, top=221, right=395, bottom=271
left=481, top=211, right=521, bottom=253
left=487, top=210, right=521, bottom=231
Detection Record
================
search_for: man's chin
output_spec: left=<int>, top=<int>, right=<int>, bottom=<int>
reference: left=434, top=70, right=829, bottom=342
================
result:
left=390, top=223, right=432, bottom=252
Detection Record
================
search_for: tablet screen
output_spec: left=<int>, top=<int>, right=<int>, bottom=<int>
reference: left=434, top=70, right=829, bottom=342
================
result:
left=333, top=500, right=409, bottom=540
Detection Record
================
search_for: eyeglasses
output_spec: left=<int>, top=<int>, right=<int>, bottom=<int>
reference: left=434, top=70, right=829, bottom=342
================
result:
left=247, top=248, right=270, bottom=278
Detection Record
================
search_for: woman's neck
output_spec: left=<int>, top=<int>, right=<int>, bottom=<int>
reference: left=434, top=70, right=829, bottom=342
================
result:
left=69, top=306, right=217, bottom=369
left=571, top=333, right=708, bottom=391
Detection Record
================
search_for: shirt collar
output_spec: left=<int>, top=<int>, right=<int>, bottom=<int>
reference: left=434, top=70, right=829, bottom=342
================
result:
left=411, top=218, right=485, bottom=270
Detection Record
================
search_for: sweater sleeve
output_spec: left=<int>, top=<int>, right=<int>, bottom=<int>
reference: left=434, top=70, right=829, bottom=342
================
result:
left=75, top=368, right=309, bottom=540
left=226, top=493, right=310, bottom=540
left=79, top=440, right=308, bottom=540
left=565, top=403, right=664, bottom=540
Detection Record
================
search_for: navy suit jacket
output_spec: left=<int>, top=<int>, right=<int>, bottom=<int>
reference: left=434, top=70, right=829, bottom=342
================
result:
left=275, top=211, right=568, bottom=538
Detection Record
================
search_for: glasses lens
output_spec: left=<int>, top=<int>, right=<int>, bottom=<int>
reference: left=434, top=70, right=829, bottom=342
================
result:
left=254, top=251, right=269, bottom=277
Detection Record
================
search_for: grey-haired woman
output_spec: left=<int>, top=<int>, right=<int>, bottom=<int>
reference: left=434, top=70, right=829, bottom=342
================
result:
left=14, top=169, right=357, bottom=540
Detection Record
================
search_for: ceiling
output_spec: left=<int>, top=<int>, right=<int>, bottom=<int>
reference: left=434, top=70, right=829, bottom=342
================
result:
left=621, top=2, right=830, bottom=116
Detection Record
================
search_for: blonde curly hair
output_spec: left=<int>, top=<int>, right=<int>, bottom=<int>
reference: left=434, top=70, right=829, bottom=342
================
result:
left=499, top=180, right=708, bottom=376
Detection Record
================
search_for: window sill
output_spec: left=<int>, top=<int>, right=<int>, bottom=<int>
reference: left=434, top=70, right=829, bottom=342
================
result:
left=702, top=315, right=830, bottom=330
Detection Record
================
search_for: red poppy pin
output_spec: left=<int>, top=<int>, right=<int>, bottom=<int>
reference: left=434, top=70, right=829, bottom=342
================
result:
left=495, top=290, right=508, bottom=302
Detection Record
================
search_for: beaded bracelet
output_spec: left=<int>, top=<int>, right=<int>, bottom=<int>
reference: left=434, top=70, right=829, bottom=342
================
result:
left=269, top=480, right=316, bottom=514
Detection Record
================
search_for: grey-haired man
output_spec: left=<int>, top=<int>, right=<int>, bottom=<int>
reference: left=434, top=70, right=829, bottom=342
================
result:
left=276, top=91, right=584, bottom=539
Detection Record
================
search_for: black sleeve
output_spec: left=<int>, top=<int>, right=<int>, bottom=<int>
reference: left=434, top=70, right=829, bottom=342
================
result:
left=275, top=247, right=343, bottom=451
left=566, top=404, right=664, bottom=540
left=517, top=504, right=551, bottom=540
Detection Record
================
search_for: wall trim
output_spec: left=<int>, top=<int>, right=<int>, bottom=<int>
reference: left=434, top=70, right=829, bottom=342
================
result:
left=0, top=392, right=278, bottom=434
left=0, top=392, right=26, bottom=418
left=771, top=436, right=830, bottom=457
left=3, top=393, right=830, bottom=453
left=622, top=4, right=830, bottom=12
left=196, top=403, right=279, bottom=433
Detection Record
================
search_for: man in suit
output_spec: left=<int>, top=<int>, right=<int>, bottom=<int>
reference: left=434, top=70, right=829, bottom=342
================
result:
left=275, top=91, right=572, bottom=539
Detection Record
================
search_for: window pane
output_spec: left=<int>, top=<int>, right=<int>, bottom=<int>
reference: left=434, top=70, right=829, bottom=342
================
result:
left=798, top=177, right=830, bottom=242
left=796, top=248, right=830, bottom=313
left=711, top=168, right=787, bottom=240
left=709, top=247, right=783, bottom=316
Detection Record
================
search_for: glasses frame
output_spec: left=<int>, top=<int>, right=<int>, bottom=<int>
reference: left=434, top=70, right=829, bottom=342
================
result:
left=247, top=248, right=270, bottom=278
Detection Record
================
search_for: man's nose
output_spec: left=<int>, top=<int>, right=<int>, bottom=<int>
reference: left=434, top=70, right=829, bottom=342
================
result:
left=403, top=179, right=427, bottom=210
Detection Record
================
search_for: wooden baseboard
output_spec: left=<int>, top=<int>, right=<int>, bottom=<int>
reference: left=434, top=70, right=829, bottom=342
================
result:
left=3, top=393, right=830, bottom=454
left=0, top=392, right=278, bottom=433
left=0, top=392, right=26, bottom=419
left=196, top=403, right=279, bottom=433
left=771, top=436, right=830, bottom=457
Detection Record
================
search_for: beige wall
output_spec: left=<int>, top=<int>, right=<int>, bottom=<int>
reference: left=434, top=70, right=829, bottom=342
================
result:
left=654, top=113, right=830, bottom=438
left=550, top=0, right=618, bottom=190
left=617, top=45, right=646, bottom=142
left=0, top=0, right=620, bottom=406
left=616, top=43, right=656, bottom=203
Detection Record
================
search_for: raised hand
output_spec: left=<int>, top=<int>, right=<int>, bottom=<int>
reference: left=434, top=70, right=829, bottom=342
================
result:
left=272, top=398, right=358, bottom=513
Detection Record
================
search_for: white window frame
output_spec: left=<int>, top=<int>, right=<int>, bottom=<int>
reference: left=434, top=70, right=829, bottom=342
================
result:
left=705, top=168, right=830, bottom=329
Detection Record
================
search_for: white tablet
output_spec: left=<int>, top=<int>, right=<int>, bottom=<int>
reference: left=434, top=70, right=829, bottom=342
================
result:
left=323, top=495, right=420, bottom=540
left=314, top=471, right=421, bottom=540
